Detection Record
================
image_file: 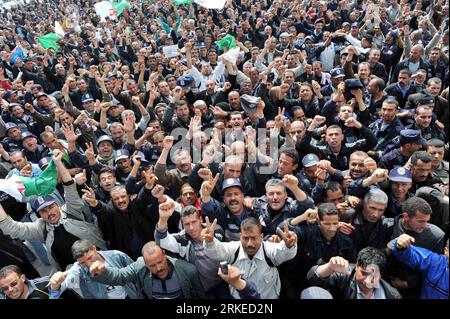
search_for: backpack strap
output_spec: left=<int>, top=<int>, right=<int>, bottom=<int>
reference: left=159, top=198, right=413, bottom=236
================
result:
left=231, top=244, right=275, bottom=268
left=231, top=246, right=240, bottom=265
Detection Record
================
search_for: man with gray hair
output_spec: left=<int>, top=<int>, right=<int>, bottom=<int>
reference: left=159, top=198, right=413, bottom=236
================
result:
left=340, top=188, right=394, bottom=252
left=248, top=177, right=314, bottom=236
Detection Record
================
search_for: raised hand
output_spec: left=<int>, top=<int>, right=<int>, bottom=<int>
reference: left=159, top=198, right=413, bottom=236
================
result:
left=52, top=149, right=63, bottom=163
left=344, top=117, right=362, bottom=128
left=81, top=188, right=98, bottom=207
left=162, top=135, right=174, bottom=151
left=89, top=260, right=106, bottom=276
left=310, top=115, right=326, bottom=128
left=282, top=174, right=299, bottom=190
left=395, top=234, right=415, bottom=249
left=198, top=168, right=213, bottom=181
left=243, top=197, right=254, bottom=210
left=151, top=184, right=165, bottom=201
left=142, top=167, right=158, bottom=189
left=200, top=173, right=220, bottom=200
left=201, top=216, right=217, bottom=243
left=338, top=222, right=355, bottom=235
left=74, top=169, right=87, bottom=185
left=276, top=221, right=298, bottom=248
left=158, top=201, right=175, bottom=221
left=369, top=168, right=389, bottom=184
left=49, top=271, right=68, bottom=291
left=19, top=163, right=32, bottom=177
left=328, top=256, right=351, bottom=275
left=122, top=114, right=135, bottom=133
left=62, top=123, right=81, bottom=143
left=171, top=86, right=183, bottom=101
left=201, top=144, right=216, bottom=165
left=84, top=142, right=96, bottom=163
left=364, top=157, right=377, bottom=174
left=209, top=105, right=228, bottom=118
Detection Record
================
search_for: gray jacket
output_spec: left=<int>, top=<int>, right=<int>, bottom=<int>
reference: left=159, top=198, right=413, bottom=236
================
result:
left=0, top=182, right=106, bottom=271
left=93, top=255, right=207, bottom=299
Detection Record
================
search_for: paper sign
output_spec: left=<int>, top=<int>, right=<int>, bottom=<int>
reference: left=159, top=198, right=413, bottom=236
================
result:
left=162, top=45, right=179, bottom=58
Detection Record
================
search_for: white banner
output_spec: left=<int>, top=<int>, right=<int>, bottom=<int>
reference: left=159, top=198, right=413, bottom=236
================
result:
left=94, top=1, right=114, bottom=21
left=194, top=0, right=227, bottom=10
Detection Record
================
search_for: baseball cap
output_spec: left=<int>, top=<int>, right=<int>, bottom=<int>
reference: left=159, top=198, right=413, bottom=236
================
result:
left=304, top=35, right=314, bottom=42
left=302, top=153, right=320, bottom=168
left=388, top=167, right=412, bottom=183
left=176, top=74, right=195, bottom=89
left=31, top=195, right=57, bottom=213
left=35, top=92, right=48, bottom=99
left=38, top=156, right=52, bottom=170
left=342, top=22, right=350, bottom=27
left=294, top=40, right=307, bottom=50
left=115, top=149, right=130, bottom=163
left=345, top=78, right=364, bottom=90
left=240, top=94, right=260, bottom=114
left=222, top=178, right=243, bottom=192
left=399, top=129, right=427, bottom=146
left=4, top=122, right=19, bottom=132
left=96, top=135, right=114, bottom=146
left=330, top=68, right=345, bottom=79
left=81, top=93, right=94, bottom=103
left=3, top=90, right=17, bottom=100
left=20, top=131, right=36, bottom=143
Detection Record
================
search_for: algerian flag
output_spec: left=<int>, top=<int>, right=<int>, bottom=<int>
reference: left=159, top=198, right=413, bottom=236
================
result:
left=174, top=0, right=192, bottom=5
left=194, top=0, right=226, bottom=10
left=111, top=0, right=131, bottom=17
left=36, top=33, right=62, bottom=51
left=0, top=160, right=58, bottom=201
left=215, top=34, right=237, bottom=50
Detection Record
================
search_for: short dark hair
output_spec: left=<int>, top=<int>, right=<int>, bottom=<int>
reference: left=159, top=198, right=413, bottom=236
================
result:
left=410, top=151, right=432, bottom=165
left=241, top=217, right=262, bottom=233
left=427, top=139, right=445, bottom=149
left=356, top=247, right=386, bottom=274
left=71, top=239, right=94, bottom=259
left=180, top=205, right=200, bottom=218
left=99, top=167, right=115, bottom=178
left=317, top=203, right=339, bottom=220
left=399, top=68, right=412, bottom=77
left=402, top=196, right=432, bottom=217
left=280, top=148, right=299, bottom=165
left=0, top=265, right=22, bottom=280
left=324, top=181, right=344, bottom=200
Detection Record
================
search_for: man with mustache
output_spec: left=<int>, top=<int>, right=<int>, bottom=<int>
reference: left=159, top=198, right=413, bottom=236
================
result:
left=408, top=151, right=444, bottom=193
left=203, top=216, right=297, bottom=299
left=339, top=188, right=394, bottom=252
left=280, top=203, right=356, bottom=298
left=385, top=167, right=414, bottom=218
left=201, top=175, right=259, bottom=241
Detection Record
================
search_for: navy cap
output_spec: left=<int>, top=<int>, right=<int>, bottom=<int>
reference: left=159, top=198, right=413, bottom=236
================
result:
left=96, top=135, right=114, bottom=146
left=20, top=131, right=36, bottom=143
left=4, top=122, right=19, bottom=132
left=302, top=153, right=320, bottom=168
left=82, top=93, right=94, bottom=103
left=176, top=74, right=195, bottom=89
left=287, top=15, right=295, bottom=20
left=31, top=195, right=57, bottom=213
left=417, top=96, right=435, bottom=107
left=197, top=42, right=207, bottom=48
left=3, top=90, right=17, bottom=100
left=389, top=167, right=412, bottom=183
left=330, top=68, right=345, bottom=79
left=342, top=22, right=350, bottom=27
left=345, top=78, right=364, bottom=90
left=114, top=149, right=130, bottom=163
left=351, top=22, right=359, bottom=27
left=304, top=35, right=314, bottom=42
left=134, top=151, right=149, bottom=165
left=399, top=129, right=427, bottom=146
left=222, top=178, right=243, bottom=192
left=240, top=94, right=260, bottom=114
left=38, top=156, right=51, bottom=170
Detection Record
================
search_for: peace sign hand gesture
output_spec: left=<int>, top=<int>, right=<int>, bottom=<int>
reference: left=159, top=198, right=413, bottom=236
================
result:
left=276, top=221, right=298, bottom=248
left=201, top=216, right=218, bottom=243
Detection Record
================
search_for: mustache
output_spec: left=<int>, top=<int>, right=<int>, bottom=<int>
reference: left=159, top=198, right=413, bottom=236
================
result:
left=229, top=200, right=239, bottom=205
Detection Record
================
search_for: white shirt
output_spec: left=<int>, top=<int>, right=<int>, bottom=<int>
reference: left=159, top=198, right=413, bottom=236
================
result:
left=203, top=238, right=297, bottom=299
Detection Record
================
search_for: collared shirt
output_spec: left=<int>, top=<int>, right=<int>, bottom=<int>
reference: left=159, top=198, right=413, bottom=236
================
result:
left=356, top=281, right=386, bottom=299
left=397, top=83, right=411, bottom=98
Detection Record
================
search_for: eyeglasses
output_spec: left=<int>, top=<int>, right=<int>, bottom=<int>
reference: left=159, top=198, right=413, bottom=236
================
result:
left=1, top=280, right=19, bottom=292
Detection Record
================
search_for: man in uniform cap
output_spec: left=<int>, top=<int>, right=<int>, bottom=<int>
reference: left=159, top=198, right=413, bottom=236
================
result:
left=379, top=129, right=426, bottom=171
left=1, top=122, right=22, bottom=153
left=95, top=135, right=115, bottom=166
left=386, top=167, right=414, bottom=217
left=240, top=94, right=261, bottom=114
left=321, top=68, right=346, bottom=97
left=277, top=32, right=292, bottom=51
left=21, top=131, right=49, bottom=164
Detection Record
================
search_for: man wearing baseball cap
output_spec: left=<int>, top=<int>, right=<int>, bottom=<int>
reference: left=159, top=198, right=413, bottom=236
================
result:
left=1, top=122, right=22, bottom=152
left=386, top=167, right=414, bottom=217
left=20, top=131, right=49, bottom=164
left=201, top=177, right=259, bottom=241
left=379, top=129, right=426, bottom=171
left=320, top=68, right=346, bottom=97
left=0, top=150, right=106, bottom=271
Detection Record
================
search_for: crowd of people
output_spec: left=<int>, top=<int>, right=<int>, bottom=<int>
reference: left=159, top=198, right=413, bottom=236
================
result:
left=0, top=0, right=448, bottom=300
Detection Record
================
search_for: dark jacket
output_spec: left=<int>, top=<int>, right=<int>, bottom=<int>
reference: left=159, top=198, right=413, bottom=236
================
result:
left=307, top=265, right=402, bottom=299
left=369, top=118, right=404, bottom=153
